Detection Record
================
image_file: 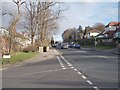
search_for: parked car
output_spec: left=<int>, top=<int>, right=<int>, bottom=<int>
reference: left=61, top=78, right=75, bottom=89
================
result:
left=74, top=44, right=81, bottom=49
left=68, top=44, right=74, bottom=48
left=61, top=43, right=68, bottom=49
left=52, top=44, right=57, bottom=47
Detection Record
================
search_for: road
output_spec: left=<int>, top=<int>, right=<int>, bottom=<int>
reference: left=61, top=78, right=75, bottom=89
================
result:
left=2, top=48, right=118, bottom=90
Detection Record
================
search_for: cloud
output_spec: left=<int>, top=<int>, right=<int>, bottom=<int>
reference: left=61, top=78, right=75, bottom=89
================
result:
left=53, top=2, right=118, bottom=41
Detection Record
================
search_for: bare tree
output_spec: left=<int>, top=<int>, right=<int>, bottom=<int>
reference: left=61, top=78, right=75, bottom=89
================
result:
left=36, top=2, right=64, bottom=46
left=2, top=0, right=25, bottom=53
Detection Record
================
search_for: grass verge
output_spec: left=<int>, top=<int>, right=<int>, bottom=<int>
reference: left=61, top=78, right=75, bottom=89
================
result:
left=1, top=52, right=37, bottom=65
left=96, top=45, right=115, bottom=50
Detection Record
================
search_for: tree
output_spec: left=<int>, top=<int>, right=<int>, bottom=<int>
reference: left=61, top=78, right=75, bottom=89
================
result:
left=77, top=25, right=83, bottom=40
left=92, top=23, right=105, bottom=32
left=2, top=0, right=25, bottom=53
left=23, top=1, right=64, bottom=47
left=78, top=25, right=82, bottom=32
left=24, top=0, right=37, bottom=45
left=62, top=28, right=77, bottom=43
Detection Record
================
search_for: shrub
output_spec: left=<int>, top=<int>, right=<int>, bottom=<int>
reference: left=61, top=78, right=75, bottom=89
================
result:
left=23, top=45, right=37, bottom=53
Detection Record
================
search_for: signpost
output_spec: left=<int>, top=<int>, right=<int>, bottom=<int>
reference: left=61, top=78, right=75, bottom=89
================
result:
left=3, top=54, right=11, bottom=59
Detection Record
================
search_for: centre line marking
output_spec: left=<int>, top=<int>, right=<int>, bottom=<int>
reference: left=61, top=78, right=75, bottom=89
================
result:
left=68, top=64, right=72, bottom=66
left=63, top=68, right=67, bottom=70
left=77, top=72, right=82, bottom=75
left=87, top=80, right=93, bottom=85
left=71, top=67, right=74, bottom=69
left=74, top=68, right=77, bottom=71
left=59, top=55, right=100, bottom=90
left=94, top=86, right=99, bottom=90
left=82, top=75, right=87, bottom=79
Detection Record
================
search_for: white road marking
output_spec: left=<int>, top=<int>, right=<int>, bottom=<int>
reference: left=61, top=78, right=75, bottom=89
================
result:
left=60, top=55, right=100, bottom=90
left=60, top=55, right=69, bottom=64
left=82, top=75, right=87, bottom=79
left=68, top=64, right=72, bottom=66
left=97, top=55, right=108, bottom=59
left=63, top=68, right=67, bottom=70
left=71, top=67, right=74, bottom=69
left=87, top=80, right=93, bottom=85
left=57, top=56, right=66, bottom=70
left=94, top=86, right=99, bottom=90
left=77, top=71, right=82, bottom=75
left=74, top=68, right=77, bottom=71
left=74, top=55, right=117, bottom=59
left=67, top=63, right=70, bottom=65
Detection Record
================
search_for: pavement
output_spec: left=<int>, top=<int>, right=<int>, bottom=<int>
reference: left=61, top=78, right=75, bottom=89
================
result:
left=1, top=48, right=60, bottom=69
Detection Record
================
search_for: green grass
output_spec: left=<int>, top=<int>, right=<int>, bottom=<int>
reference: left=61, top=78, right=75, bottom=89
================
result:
left=96, top=45, right=115, bottom=50
left=1, top=52, right=37, bottom=65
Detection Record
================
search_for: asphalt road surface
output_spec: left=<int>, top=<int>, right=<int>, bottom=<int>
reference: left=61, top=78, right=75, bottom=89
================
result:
left=2, top=48, right=119, bottom=90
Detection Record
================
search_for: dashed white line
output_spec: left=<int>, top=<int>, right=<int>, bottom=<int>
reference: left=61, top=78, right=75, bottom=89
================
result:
left=63, top=68, right=67, bottom=70
left=68, top=64, right=72, bottom=66
left=59, top=55, right=100, bottom=90
left=94, top=86, right=99, bottom=90
left=71, top=67, right=74, bottom=69
left=57, top=56, right=66, bottom=70
left=60, top=55, right=69, bottom=64
left=74, top=68, right=77, bottom=71
left=82, top=75, right=87, bottom=79
left=77, top=71, right=82, bottom=75
left=87, top=80, right=93, bottom=85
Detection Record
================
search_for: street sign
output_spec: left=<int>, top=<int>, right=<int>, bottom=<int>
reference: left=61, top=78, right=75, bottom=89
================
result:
left=3, top=54, right=11, bottom=59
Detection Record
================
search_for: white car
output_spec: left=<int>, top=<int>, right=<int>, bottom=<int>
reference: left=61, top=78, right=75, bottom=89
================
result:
left=61, top=43, right=68, bottom=49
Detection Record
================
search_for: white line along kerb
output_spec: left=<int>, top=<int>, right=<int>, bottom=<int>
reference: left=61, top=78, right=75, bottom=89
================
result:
left=57, top=56, right=66, bottom=69
left=60, top=55, right=69, bottom=63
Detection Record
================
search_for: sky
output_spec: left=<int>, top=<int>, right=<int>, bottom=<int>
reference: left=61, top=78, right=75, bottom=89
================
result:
left=0, top=0, right=119, bottom=41
left=53, top=2, right=119, bottom=41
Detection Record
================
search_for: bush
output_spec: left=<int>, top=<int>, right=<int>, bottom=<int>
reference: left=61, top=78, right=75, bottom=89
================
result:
left=23, top=45, right=37, bottom=53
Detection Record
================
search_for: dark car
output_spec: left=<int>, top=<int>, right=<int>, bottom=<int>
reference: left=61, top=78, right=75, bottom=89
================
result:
left=74, top=44, right=81, bottom=49
left=68, top=44, right=74, bottom=48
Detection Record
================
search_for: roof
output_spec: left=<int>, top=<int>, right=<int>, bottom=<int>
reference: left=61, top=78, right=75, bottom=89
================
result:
left=106, top=22, right=120, bottom=27
left=89, top=29, right=101, bottom=33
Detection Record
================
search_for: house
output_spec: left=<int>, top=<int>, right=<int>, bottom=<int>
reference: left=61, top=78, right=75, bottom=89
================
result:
left=103, top=22, right=120, bottom=38
left=86, top=29, right=101, bottom=39
left=96, top=22, right=120, bottom=46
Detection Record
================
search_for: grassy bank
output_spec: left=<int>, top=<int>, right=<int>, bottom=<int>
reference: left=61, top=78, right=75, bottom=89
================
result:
left=1, top=52, right=37, bottom=64
left=96, top=45, right=115, bottom=50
